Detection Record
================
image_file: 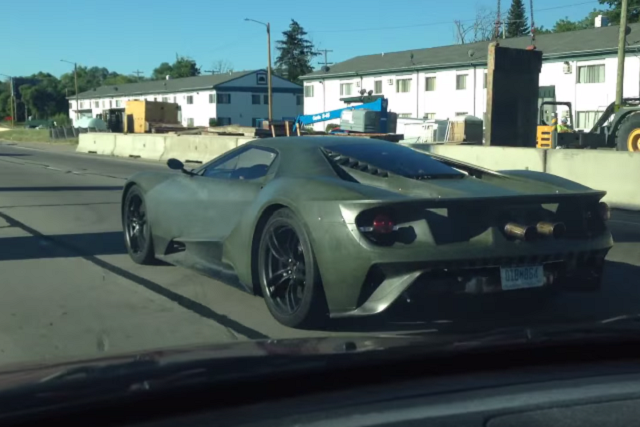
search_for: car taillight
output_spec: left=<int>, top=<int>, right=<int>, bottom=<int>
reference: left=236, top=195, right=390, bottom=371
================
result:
left=598, top=202, right=610, bottom=221
left=359, top=214, right=397, bottom=234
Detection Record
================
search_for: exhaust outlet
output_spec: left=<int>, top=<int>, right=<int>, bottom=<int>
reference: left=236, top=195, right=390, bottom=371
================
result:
left=537, top=221, right=566, bottom=238
left=504, top=222, right=537, bottom=241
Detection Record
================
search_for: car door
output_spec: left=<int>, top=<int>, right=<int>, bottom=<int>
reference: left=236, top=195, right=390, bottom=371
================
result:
left=174, top=146, right=278, bottom=260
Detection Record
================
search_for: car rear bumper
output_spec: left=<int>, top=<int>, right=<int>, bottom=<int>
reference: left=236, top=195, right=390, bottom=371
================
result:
left=329, top=246, right=611, bottom=318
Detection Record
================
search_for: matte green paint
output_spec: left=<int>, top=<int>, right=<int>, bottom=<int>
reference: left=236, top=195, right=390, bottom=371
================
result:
left=123, top=137, right=613, bottom=317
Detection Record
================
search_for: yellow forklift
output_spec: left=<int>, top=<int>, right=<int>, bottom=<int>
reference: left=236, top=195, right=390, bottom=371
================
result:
left=536, top=98, right=640, bottom=152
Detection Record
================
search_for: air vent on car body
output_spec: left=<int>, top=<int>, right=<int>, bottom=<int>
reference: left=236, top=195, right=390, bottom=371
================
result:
left=323, top=148, right=390, bottom=178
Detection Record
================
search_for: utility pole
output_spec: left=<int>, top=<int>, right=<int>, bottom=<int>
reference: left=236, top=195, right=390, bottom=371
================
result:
left=245, top=18, right=273, bottom=123
left=61, top=60, right=80, bottom=122
left=317, top=49, right=334, bottom=68
left=132, top=70, right=144, bottom=81
left=616, top=0, right=629, bottom=110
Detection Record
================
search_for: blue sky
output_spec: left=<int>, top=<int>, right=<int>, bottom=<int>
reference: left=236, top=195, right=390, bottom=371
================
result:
left=3, top=0, right=603, bottom=79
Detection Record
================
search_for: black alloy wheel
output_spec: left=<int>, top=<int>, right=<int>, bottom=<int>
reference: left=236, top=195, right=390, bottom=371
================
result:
left=124, top=186, right=156, bottom=265
left=258, top=208, right=326, bottom=328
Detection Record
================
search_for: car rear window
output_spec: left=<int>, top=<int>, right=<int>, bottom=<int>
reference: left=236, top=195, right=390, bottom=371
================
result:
left=325, top=142, right=464, bottom=179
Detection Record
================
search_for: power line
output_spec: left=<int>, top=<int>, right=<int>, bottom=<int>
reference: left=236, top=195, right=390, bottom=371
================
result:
left=132, top=69, right=144, bottom=81
left=317, top=49, right=334, bottom=67
left=308, top=0, right=600, bottom=33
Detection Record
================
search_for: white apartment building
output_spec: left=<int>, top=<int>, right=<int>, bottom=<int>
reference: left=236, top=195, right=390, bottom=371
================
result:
left=301, top=22, right=640, bottom=131
left=68, top=70, right=303, bottom=127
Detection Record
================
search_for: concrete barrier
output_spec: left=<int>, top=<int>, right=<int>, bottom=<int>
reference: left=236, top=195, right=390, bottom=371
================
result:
left=405, top=143, right=640, bottom=210
left=546, top=149, right=640, bottom=210
left=161, top=135, right=240, bottom=164
left=77, top=133, right=116, bottom=155
left=406, top=144, right=546, bottom=172
left=113, top=134, right=167, bottom=160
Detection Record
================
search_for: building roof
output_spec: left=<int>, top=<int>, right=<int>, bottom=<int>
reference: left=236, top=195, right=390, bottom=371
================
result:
left=70, top=70, right=269, bottom=100
left=302, top=23, right=640, bottom=80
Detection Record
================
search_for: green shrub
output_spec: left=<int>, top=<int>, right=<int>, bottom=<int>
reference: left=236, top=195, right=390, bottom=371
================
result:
left=51, top=113, right=72, bottom=127
left=209, top=118, right=218, bottom=127
left=325, top=123, right=340, bottom=132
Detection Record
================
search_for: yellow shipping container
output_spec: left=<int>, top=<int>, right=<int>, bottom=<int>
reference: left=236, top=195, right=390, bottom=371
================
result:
left=124, top=101, right=180, bottom=133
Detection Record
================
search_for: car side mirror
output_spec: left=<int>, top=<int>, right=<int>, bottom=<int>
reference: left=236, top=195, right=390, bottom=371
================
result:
left=167, top=158, right=194, bottom=176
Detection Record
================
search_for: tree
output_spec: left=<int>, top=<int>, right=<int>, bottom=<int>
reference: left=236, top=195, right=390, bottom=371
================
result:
left=152, top=56, right=201, bottom=80
left=598, top=0, right=640, bottom=24
left=208, top=60, right=233, bottom=74
left=274, top=20, right=319, bottom=84
left=505, top=0, right=530, bottom=38
left=548, top=9, right=608, bottom=33
left=454, top=6, right=498, bottom=44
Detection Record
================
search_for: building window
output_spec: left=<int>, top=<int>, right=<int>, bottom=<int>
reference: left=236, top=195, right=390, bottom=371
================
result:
left=424, top=113, right=435, bottom=119
left=173, top=96, right=176, bottom=103
left=304, top=85, right=314, bottom=97
left=396, top=79, right=411, bottom=93
left=577, top=64, right=605, bottom=83
left=252, top=118, right=263, bottom=127
left=456, top=75, right=468, bottom=90
left=209, top=94, right=216, bottom=103
left=93, top=101, right=99, bottom=108
left=187, top=118, right=194, bottom=127
left=263, top=94, right=268, bottom=104
left=425, top=77, right=436, bottom=91
left=153, top=97, right=157, bottom=101
left=217, top=117, right=232, bottom=125
left=162, top=97, right=169, bottom=102
left=398, top=113, right=412, bottom=118
left=340, top=83, right=353, bottom=96
left=455, top=112, right=468, bottom=116
left=483, top=73, right=487, bottom=89
left=186, top=95, right=194, bottom=104
left=252, top=94, right=261, bottom=104
left=296, top=95, right=302, bottom=106
left=69, top=101, right=73, bottom=109
left=109, top=100, right=113, bottom=108
left=577, top=111, right=599, bottom=129
left=218, top=93, right=231, bottom=104
left=79, top=101, right=84, bottom=109
left=115, top=100, right=121, bottom=107
left=374, top=80, right=383, bottom=94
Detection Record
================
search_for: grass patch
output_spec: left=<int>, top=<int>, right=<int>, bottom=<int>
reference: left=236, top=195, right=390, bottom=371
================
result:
left=0, top=128, right=77, bottom=144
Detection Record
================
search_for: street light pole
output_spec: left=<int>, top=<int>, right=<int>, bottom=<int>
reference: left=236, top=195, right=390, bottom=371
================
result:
left=61, top=60, right=79, bottom=122
left=0, top=73, right=15, bottom=128
left=245, top=18, right=273, bottom=123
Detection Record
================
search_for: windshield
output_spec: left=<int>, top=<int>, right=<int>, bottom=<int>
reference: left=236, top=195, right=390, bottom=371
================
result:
left=1, top=0, right=639, bottom=404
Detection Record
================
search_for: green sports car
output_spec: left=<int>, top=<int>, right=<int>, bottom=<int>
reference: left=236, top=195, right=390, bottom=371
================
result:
left=121, top=136, right=613, bottom=328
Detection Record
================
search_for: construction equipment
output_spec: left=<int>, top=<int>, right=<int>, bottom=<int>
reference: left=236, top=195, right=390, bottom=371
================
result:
left=536, top=98, right=640, bottom=152
left=292, top=97, right=391, bottom=133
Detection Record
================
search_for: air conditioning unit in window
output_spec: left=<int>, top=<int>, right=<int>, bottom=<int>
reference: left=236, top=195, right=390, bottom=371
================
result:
left=388, top=79, right=394, bottom=85
left=563, top=61, right=572, bottom=74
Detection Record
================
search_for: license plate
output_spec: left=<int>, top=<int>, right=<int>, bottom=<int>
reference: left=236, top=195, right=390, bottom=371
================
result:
left=500, top=266, right=545, bottom=291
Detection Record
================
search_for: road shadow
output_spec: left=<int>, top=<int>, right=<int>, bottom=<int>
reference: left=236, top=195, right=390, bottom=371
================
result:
left=0, top=230, right=172, bottom=266
left=320, top=260, right=640, bottom=335
left=0, top=154, right=30, bottom=157
left=0, top=186, right=122, bottom=192
left=0, top=231, right=128, bottom=261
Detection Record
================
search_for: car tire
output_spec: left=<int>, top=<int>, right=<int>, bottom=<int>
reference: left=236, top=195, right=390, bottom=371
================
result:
left=616, top=112, right=640, bottom=152
left=123, top=186, right=156, bottom=265
left=258, top=208, right=327, bottom=328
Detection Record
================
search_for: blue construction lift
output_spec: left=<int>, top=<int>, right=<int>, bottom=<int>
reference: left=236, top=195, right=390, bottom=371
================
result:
left=292, top=97, right=389, bottom=133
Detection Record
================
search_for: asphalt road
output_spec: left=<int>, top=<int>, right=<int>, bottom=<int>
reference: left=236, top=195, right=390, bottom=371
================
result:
left=0, top=141, right=639, bottom=366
